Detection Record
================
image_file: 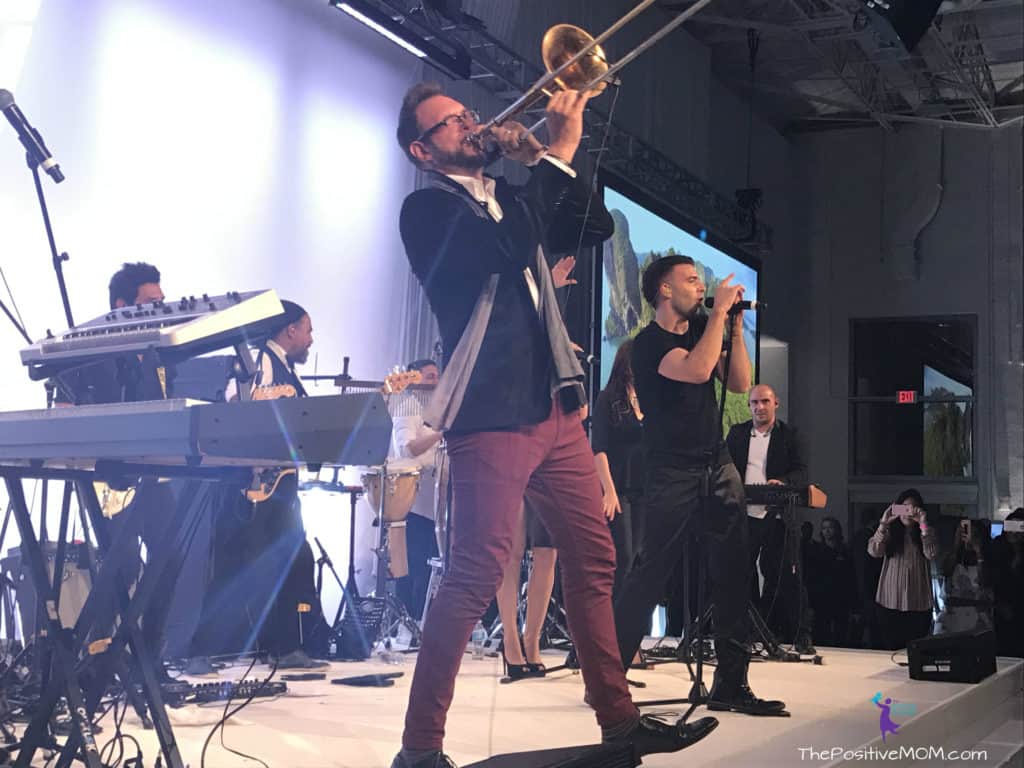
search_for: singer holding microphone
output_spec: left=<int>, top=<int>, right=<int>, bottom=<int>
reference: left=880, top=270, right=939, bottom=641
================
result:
left=612, top=254, right=787, bottom=716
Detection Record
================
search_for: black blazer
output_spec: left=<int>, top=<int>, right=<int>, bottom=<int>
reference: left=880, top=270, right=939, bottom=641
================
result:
left=726, top=419, right=807, bottom=486
left=400, top=161, right=612, bottom=432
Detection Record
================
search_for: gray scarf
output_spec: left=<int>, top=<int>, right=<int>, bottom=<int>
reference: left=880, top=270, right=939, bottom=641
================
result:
left=421, top=173, right=585, bottom=431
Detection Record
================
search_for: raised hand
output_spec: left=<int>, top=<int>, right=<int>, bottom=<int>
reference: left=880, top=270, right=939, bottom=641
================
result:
left=552, top=255, right=578, bottom=288
left=545, top=89, right=597, bottom=164
left=711, top=273, right=744, bottom=317
left=493, top=120, right=546, bottom=165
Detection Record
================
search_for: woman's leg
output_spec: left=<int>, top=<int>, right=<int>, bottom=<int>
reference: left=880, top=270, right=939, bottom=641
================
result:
left=523, top=547, right=558, bottom=664
left=495, top=507, right=527, bottom=665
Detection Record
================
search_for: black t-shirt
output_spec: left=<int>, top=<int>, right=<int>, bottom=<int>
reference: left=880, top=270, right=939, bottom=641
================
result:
left=591, top=387, right=645, bottom=497
left=631, top=317, right=719, bottom=467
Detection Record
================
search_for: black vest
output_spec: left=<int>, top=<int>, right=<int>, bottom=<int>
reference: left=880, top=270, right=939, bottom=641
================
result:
left=254, top=345, right=307, bottom=396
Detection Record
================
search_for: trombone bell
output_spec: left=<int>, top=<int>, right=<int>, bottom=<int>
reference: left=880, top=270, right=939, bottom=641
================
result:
left=541, top=25, right=610, bottom=94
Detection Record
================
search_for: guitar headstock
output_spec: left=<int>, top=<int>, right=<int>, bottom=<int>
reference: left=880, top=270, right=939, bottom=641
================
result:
left=382, top=370, right=423, bottom=395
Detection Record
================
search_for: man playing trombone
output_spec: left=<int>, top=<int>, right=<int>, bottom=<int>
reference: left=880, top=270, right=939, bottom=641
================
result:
left=390, top=82, right=719, bottom=768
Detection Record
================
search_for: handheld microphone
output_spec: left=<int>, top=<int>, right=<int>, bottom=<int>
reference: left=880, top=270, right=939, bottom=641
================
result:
left=704, top=297, right=765, bottom=312
left=574, top=349, right=599, bottom=367
left=0, top=90, right=64, bottom=183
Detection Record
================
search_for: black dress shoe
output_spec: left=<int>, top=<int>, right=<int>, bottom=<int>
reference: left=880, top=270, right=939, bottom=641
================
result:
left=708, top=683, right=789, bottom=716
left=794, top=636, right=817, bottom=655
left=605, top=714, right=718, bottom=756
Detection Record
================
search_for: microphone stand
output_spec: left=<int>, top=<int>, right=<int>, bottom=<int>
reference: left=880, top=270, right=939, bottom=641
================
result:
left=28, top=155, right=75, bottom=330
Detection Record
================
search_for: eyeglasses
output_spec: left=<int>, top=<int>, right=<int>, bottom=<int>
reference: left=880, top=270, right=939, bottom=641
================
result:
left=415, top=109, right=480, bottom=143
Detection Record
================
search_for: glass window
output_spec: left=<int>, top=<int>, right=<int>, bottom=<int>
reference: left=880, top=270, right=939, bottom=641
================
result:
left=850, top=317, right=975, bottom=478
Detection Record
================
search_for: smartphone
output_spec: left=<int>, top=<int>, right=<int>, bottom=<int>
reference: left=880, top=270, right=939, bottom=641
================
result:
left=891, top=503, right=914, bottom=520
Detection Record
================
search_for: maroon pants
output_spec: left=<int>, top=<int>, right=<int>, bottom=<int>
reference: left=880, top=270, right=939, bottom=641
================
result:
left=402, top=403, right=637, bottom=750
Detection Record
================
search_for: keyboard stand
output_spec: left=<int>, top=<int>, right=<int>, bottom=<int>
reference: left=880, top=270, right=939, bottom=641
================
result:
left=0, top=463, right=212, bottom=768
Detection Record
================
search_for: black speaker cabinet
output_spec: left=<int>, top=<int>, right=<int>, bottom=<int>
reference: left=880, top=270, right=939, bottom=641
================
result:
left=908, top=629, right=996, bottom=684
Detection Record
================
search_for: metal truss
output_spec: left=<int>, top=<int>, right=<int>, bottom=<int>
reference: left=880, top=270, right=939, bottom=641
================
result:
left=680, top=0, right=1019, bottom=130
left=931, top=17, right=999, bottom=126
left=358, top=0, right=772, bottom=255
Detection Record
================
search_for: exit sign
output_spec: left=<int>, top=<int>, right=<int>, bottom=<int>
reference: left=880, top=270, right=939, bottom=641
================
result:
left=897, top=390, right=918, bottom=404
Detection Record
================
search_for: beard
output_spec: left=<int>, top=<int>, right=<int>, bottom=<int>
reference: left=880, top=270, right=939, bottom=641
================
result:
left=432, top=141, right=488, bottom=171
left=672, top=296, right=703, bottom=321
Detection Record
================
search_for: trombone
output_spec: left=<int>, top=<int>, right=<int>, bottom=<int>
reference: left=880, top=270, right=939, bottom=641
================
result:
left=473, top=0, right=716, bottom=147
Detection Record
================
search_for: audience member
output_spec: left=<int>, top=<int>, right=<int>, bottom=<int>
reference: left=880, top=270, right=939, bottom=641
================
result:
left=807, top=517, right=857, bottom=646
left=991, top=507, right=1024, bottom=658
left=851, top=509, right=884, bottom=648
left=867, top=489, right=938, bottom=651
left=934, top=518, right=995, bottom=635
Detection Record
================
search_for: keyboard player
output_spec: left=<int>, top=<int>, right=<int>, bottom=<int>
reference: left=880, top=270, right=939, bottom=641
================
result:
left=54, top=262, right=181, bottom=675
left=726, top=383, right=815, bottom=654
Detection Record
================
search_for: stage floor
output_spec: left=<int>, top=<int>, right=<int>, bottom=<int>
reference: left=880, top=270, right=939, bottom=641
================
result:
left=27, top=646, right=1024, bottom=767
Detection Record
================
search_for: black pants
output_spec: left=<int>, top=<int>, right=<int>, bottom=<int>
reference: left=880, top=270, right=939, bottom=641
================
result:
left=748, top=513, right=812, bottom=643
left=665, top=543, right=707, bottom=637
left=397, top=514, right=439, bottom=620
left=613, top=460, right=750, bottom=670
left=609, top=493, right=643, bottom=601
left=876, top=604, right=932, bottom=651
left=97, top=480, right=184, bottom=660
left=244, top=474, right=320, bottom=657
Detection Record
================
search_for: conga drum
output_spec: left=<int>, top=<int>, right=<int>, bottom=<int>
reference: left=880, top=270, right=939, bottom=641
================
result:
left=361, top=467, right=420, bottom=578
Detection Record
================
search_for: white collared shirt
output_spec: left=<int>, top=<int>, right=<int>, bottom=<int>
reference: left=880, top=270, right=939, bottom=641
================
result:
left=387, top=391, right=440, bottom=520
left=446, top=156, right=576, bottom=310
left=744, top=423, right=773, bottom=519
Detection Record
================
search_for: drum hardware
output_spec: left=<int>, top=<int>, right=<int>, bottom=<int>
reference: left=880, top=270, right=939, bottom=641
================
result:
left=298, top=477, right=382, bottom=661
left=361, top=462, right=423, bottom=657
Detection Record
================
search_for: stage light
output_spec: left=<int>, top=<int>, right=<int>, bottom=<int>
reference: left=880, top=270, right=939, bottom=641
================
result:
left=329, top=0, right=471, bottom=79
left=699, top=229, right=707, bottom=241
left=335, top=3, right=426, bottom=58
left=859, top=0, right=944, bottom=52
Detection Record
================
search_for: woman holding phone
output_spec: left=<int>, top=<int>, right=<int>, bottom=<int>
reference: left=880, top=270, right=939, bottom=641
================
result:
left=867, top=489, right=939, bottom=650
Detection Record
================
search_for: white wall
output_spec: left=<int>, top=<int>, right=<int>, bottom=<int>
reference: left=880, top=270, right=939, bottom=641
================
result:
left=0, top=0, right=423, bottom=619
left=786, top=123, right=1024, bottom=524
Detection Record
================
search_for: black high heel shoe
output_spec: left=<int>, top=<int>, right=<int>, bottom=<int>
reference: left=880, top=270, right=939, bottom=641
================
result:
left=501, top=653, right=533, bottom=683
left=525, top=659, right=547, bottom=678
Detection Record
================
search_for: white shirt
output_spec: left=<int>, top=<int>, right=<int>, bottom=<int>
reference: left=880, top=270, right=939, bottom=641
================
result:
left=744, top=424, right=773, bottom=519
left=388, top=392, right=441, bottom=520
left=447, top=156, right=576, bottom=310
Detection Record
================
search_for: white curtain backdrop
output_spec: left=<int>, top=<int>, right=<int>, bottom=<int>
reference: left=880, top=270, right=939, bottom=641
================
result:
left=0, top=0, right=424, bottom=620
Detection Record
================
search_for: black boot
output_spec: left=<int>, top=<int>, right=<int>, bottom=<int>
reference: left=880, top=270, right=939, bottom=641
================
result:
left=604, top=714, right=718, bottom=756
left=707, top=639, right=789, bottom=717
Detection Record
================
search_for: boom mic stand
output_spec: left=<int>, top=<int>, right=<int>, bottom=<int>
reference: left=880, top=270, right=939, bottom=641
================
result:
left=1, top=127, right=83, bottom=746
